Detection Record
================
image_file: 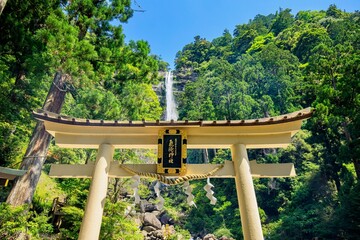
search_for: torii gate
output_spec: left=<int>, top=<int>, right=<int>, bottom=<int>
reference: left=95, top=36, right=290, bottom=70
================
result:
left=33, top=108, right=313, bottom=240
left=0, top=167, right=27, bottom=186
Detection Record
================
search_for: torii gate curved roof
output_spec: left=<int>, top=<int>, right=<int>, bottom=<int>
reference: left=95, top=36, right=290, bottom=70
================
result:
left=0, top=167, right=27, bottom=180
left=33, top=108, right=313, bottom=149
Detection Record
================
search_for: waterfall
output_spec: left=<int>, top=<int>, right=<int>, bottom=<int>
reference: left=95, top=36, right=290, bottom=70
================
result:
left=165, top=71, right=178, bottom=121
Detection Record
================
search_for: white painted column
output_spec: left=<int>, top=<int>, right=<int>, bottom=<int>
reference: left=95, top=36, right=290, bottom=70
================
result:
left=231, top=144, right=263, bottom=240
left=79, top=144, right=114, bottom=240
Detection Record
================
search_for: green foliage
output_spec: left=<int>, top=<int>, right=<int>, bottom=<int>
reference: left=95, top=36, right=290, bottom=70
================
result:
left=176, top=36, right=213, bottom=69
left=233, top=28, right=258, bottom=56
left=0, top=0, right=161, bottom=239
left=293, top=27, right=332, bottom=62
left=0, top=121, right=30, bottom=167
left=119, top=82, right=162, bottom=120
left=100, top=201, right=143, bottom=240
left=33, top=171, right=67, bottom=210
left=214, top=227, right=233, bottom=238
left=178, top=58, right=262, bottom=120
left=0, top=0, right=160, bottom=168
left=169, top=226, right=192, bottom=240
left=211, top=29, right=233, bottom=60
left=334, top=182, right=360, bottom=239
left=67, top=87, right=123, bottom=119
left=174, top=5, right=360, bottom=239
left=0, top=204, right=29, bottom=238
left=246, top=33, right=275, bottom=54
left=326, top=4, right=345, bottom=19
left=0, top=203, right=53, bottom=239
left=33, top=12, right=97, bottom=87
left=271, top=8, right=294, bottom=36
left=27, top=212, right=54, bottom=237
left=138, top=180, right=152, bottom=199
left=276, top=171, right=338, bottom=239
left=184, top=178, right=242, bottom=239
left=295, top=10, right=326, bottom=23
left=178, top=41, right=302, bottom=122
left=59, top=206, right=84, bottom=239
left=58, top=179, right=90, bottom=207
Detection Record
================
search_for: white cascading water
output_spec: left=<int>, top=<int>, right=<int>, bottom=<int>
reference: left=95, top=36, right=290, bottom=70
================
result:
left=165, top=71, right=178, bottom=121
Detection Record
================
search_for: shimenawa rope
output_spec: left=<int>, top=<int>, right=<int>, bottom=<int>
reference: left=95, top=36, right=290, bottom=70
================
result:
left=120, top=164, right=224, bottom=185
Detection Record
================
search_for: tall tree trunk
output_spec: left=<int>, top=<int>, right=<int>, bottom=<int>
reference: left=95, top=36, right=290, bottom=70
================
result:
left=0, top=0, right=7, bottom=16
left=353, top=158, right=360, bottom=180
left=7, top=72, right=69, bottom=206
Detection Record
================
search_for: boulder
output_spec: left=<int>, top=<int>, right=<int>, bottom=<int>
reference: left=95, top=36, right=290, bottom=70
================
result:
left=152, top=230, right=163, bottom=238
left=140, top=200, right=158, bottom=213
left=141, top=230, right=148, bottom=237
left=219, top=237, right=233, bottom=240
left=203, top=234, right=217, bottom=240
left=152, top=210, right=161, bottom=217
left=143, top=212, right=162, bottom=229
left=133, top=214, right=143, bottom=227
left=160, top=211, right=177, bottom=224
left=143, top=225, right=157, bottom=232
left=160, top=213, right=172, bottom=225
left=220, top=236, right=236, bottom=240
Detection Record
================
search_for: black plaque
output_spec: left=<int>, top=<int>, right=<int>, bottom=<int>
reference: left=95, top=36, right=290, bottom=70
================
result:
left=157, top=129, right=187, bottom=175
left=163, top=135, right=182, bottom=168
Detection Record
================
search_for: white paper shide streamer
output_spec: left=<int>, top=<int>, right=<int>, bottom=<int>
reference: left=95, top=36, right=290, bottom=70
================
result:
left=131, top=175, right=141, bottom=204
left=204, top=178, right=217, bottom=205
left=124, top=205, right=133, bottom=215
left=154, top=181, right=165, bottom=210
left=183, top=181, right=196, bottom=207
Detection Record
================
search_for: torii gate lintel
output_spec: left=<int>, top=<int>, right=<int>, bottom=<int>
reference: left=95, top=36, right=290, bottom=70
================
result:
left=48, top=159, right=296, bottom=179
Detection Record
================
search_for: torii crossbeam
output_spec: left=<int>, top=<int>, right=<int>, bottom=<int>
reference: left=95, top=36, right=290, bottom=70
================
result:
left=0, top=167, right=27, bottom=186
left=33, top=108, right=313, bottom=240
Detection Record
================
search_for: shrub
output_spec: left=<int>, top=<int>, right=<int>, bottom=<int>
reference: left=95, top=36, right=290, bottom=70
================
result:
left=0, top=203, right=53, bottom=239
left=214, top=227, right=234, bottom=239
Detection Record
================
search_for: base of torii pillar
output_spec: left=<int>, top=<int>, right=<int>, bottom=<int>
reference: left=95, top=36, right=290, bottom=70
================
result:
left=231, top=144, right=263, bottom=240
left=78, top=144, right=114, bottom=240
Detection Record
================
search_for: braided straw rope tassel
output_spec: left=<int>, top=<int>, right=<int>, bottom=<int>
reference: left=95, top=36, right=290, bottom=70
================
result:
left=120, top=164, right=224, bottom=185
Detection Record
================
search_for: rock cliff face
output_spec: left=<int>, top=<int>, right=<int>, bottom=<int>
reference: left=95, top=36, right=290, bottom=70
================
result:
left=132, top=200, right=176, bottom=240
left=132, top=199, right=234, bottom=240
left=173, top=66, right=198, bottom=92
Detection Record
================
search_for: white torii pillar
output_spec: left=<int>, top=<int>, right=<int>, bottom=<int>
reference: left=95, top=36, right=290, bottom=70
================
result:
left=78, top=144, right=114, bottom=240
left=232, top=144, right=263, bottom=240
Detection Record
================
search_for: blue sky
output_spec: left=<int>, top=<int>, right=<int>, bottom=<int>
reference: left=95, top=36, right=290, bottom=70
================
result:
left=122, top=0, right=359, bottom=69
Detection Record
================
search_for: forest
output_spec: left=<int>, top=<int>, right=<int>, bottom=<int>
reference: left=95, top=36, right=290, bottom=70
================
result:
left=0, top=1, right=359, bottom=239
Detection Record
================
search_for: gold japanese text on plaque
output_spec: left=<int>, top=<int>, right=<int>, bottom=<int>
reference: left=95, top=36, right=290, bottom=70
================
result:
left=157, top=129, right=187, bottom=175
